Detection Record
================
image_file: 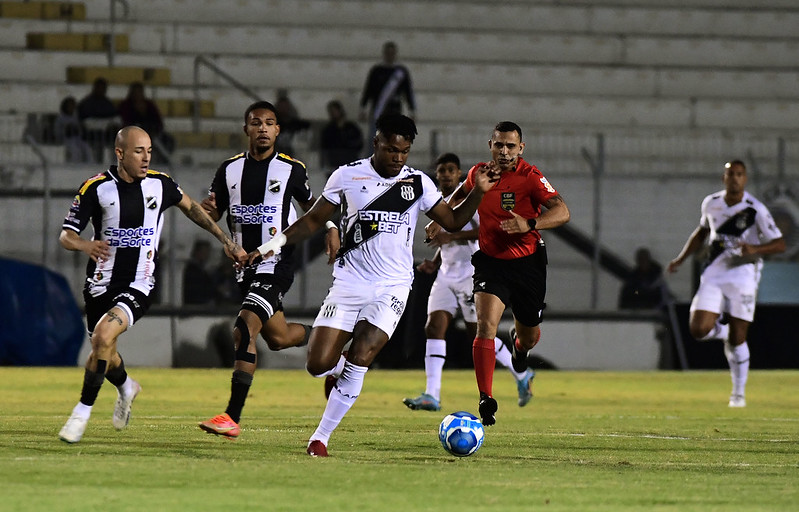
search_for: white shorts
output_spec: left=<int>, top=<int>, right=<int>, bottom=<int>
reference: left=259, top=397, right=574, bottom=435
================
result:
left=690, top=278, right=758, bottom=322
left=313, top=280, right=411, bottom=338
left=426, top=271, right=477, bottom=323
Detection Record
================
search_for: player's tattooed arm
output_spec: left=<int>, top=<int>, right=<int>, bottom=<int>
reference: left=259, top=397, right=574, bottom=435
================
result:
left=178, top=195, right=247, bottom=263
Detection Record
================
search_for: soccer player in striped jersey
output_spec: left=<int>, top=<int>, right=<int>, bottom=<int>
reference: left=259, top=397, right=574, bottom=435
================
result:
left=249, top=114, right=498, bottom=456
left=668, top=160, right=785, bottom=407
left=58, top=126, right=246, bottom=443
left=198, top=101, right=339, bottom=438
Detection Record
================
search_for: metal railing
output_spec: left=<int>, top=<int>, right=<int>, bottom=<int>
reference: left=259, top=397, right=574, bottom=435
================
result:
left=192, top=56, right=261, bottom=132
left=107, top=0, right=130, bottom=67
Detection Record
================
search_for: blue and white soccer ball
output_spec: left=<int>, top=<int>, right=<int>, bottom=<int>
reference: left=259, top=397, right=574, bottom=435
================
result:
left=438, top=411, right=484, bottom=457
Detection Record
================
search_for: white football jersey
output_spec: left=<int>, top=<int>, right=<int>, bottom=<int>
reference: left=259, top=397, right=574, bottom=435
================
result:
left=438, top=190, right=479, bottom=280
left=323, top=158, right=443, bottom=286
left=699, top=190, right=782, bottom=284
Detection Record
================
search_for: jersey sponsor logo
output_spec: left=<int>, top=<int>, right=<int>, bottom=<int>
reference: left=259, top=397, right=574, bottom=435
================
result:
left=230, top=203, right=277, bottom=224
left=103, top=226, right=155, bottom=248
left=268, top=179, right=281, bottom=193
left=146, top=196, right=158, bottom=209
left=540, top=176, right=556, bottom=194
left=357, top=210, right=411, bottom=234
left=501, top=192, right=515, bottom=211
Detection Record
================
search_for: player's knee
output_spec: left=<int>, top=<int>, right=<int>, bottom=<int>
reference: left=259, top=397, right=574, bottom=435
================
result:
left=90, top=330, right=116, bottom=352
left=688, top=323, right=711, bottom=340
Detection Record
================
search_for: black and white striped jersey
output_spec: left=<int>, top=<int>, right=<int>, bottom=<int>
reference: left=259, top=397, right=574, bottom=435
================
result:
left=63, top=165, right=184, bottom=297
left=209, top=151, right=313, bottom=282
left=699, top=190, right=783, bottom=282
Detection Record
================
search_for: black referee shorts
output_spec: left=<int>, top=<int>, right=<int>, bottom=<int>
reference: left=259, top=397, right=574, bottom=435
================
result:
left=471, top=244, right=547, bottom=327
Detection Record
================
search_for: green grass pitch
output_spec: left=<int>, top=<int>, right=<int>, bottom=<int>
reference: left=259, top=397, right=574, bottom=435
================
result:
left=1, top=367, right=797, bottom=511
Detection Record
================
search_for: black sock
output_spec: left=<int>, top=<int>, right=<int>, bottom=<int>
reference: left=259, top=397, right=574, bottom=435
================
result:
left=105, top=356, right=127, bottom=387
left=225, top=370, right=253, bottom=424
left=79, top=360, right=107, bottom=406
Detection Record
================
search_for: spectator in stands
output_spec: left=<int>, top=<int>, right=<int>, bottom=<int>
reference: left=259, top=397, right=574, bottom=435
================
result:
left=618, top=247, right=665, bottom=310
left=359, top=41, right=416, bottom=149
left=182, top=239, right=216, bottom=305
left=274, top=88, right=310, bottom=155
left=54, top=96, right=93, bottom=163
left=118, top=82, right=174, bottom=163
left=320, top=100, right=363, bottom=174
left=77, top=77, right=120, bottom=164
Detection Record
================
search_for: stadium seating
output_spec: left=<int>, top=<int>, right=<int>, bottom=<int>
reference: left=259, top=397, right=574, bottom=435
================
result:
left=2, top=0, right=798, bottom=312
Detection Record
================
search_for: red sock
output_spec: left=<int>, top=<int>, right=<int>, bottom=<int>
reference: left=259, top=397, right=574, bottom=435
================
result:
left=472, top=337, right=496, bottom=397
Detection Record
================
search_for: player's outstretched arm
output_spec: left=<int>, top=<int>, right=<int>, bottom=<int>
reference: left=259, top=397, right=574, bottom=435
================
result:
left=248, top=197, right=339, bottom=264
left=428, top=165, right=497, bottom=232
left=667, top=225, right=709, bottom=273
left=177, top=194, right=246, bottom=263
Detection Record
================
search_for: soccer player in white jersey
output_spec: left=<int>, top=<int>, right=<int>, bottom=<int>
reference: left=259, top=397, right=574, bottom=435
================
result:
left=58, top=126, right=246, bottom=443
left=403, top=153, right=534, bottom=412
left=668, top=160, right=785, bottom=407
left=249, top=114, right=498, bottom=457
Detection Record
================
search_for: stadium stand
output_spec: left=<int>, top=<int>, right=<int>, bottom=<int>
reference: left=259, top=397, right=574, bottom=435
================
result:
left=1, top=0, right=798, bottom=313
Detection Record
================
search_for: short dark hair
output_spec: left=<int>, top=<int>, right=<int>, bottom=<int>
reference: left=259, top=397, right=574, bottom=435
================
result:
left=494, top=121, right=523, bottom=141
left=376, top=114, right=417, bottom=142
left=244, top=101, right=278, bottom=123
left=434, top=152, right=460, bottom=169
left=725, top=159, right=746, bottom=170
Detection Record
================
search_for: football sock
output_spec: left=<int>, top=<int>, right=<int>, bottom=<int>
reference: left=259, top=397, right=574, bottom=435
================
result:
left=725, top=341, right=750, bottom=397
left=311, top=354, right=346, bottom=379
left=79, top=359, right=107, bottom=407
left=494, top=337, right=525, bottom=380
left=472, top=337, right=496, bottom=397
left=424, top=338, right=446, bottom=400
left=105, top=355, right=128, bottom=387
left=225, top=370, right=253, bottom=424
left=71, top=402, right=92, bottom=420
left=310, top=361, right=368, bottom=445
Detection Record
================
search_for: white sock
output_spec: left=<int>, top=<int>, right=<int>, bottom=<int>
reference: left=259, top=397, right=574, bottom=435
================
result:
left=424, top=339, right=446, bottom=400
left=119, top=376, right=134, bottom=396
left=72, top=402, right=92, bottom=419
left=699, top=321, right=729, bottom=341
left=494, top=337, right=526, bottom=380
left=725, top=341, right=750, bottom=397
left=311, top=354, right=346, bottom=379
left=310, top=361, right=368, bottom=445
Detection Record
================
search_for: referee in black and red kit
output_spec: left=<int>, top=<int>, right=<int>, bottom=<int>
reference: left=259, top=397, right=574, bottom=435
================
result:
left=431, top=121, right=570, bottom=426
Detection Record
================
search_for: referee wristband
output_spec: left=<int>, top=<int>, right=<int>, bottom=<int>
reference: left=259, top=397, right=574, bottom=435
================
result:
left=325, top=221, right=338, bottom=231
left=256, top=233, right=287, bottom=256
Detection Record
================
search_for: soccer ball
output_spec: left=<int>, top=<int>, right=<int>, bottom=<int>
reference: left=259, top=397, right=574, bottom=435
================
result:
left=438, top=411, right=484, bottom=457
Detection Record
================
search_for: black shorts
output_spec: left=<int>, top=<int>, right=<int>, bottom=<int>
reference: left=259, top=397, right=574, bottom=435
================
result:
left=83, top=287, right=151, bottom=334
left=239, top=273, right=292, bottom=325
left=471, top=244, right=547, bottom=327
